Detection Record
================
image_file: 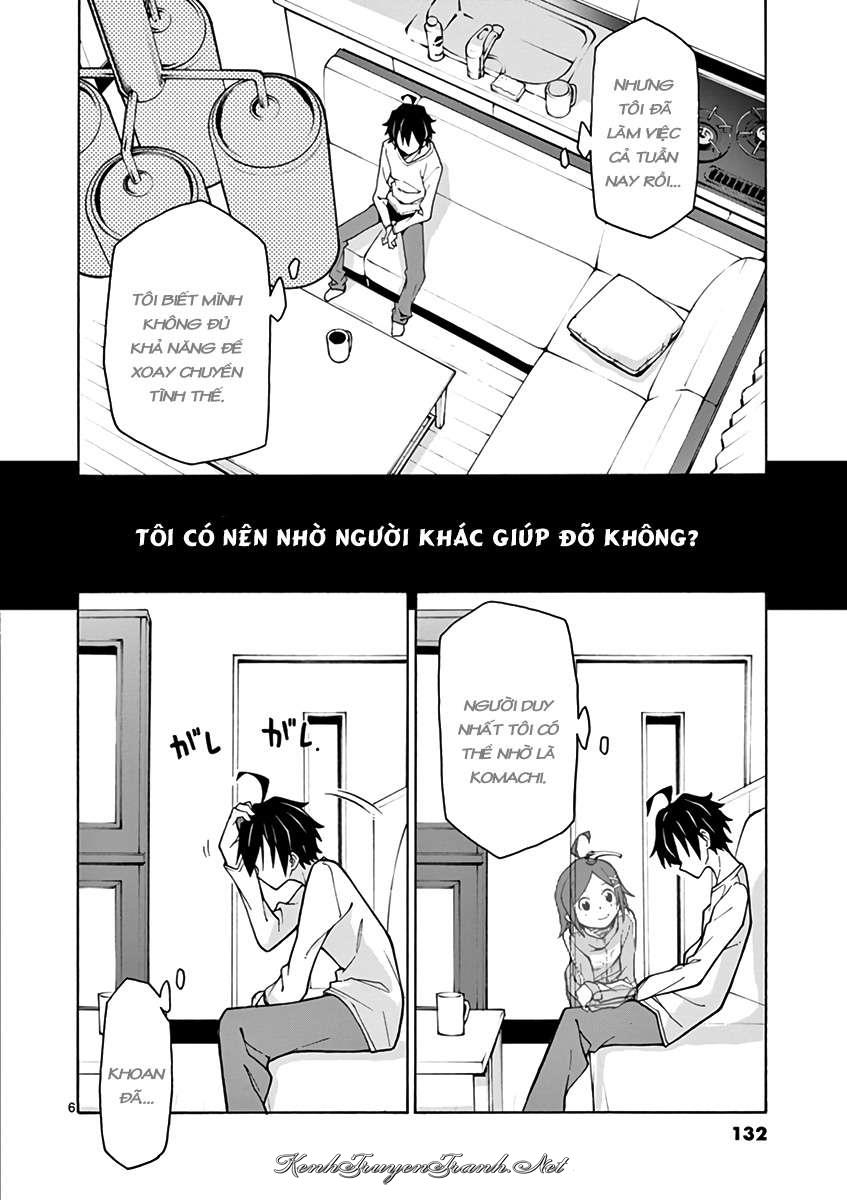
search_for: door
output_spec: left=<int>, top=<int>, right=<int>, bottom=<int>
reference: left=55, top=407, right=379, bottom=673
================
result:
left=576, top=659, right=750, bottom=979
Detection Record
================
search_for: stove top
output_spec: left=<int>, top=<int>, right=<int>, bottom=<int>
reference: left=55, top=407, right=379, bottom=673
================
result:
left=698, top=74, right=765, bottom=215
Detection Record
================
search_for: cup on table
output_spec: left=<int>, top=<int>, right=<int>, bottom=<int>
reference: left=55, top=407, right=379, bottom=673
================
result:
left=545, top=78, right=576, bottom=118
left=98, top=990, right=112, bottom=1035
left=436, top=990, right=470, bottom=1036
left=327, top=328, right=353, bottom=363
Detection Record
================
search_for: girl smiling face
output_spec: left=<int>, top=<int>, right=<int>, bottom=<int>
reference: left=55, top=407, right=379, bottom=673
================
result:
left=574, top=872, right=619, bottom=931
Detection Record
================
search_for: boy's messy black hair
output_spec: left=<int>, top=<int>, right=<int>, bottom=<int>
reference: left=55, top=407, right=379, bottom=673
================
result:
left=235, top=771, right=323, bottom=876
left=648, top=786, right=732, bottom=867
left=384, top=94, right=435, bottom=148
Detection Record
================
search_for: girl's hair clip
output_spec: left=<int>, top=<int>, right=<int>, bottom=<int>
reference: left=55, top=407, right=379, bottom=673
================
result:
left=570, top=830, right=622, bottom=864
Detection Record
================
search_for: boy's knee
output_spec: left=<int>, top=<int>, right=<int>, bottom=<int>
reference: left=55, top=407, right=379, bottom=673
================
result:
left=218, top=1008, right=242, bottom=1044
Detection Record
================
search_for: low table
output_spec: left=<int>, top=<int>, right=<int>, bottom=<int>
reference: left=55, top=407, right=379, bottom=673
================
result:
left=416, top=1007, right=504, bottom=1112
left=218, top=290, right=454, bottom=474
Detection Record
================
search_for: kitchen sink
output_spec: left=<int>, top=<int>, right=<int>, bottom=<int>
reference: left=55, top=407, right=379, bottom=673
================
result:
left=421, top=0, right=595, bottom=87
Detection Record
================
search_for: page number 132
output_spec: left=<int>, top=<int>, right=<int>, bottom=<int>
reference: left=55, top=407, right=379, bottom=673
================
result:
left=733, top=1126, right=767, bottom=1141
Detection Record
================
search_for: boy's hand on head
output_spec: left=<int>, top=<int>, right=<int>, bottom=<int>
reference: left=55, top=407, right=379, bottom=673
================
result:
left=219, top=801, right=254, bottom=869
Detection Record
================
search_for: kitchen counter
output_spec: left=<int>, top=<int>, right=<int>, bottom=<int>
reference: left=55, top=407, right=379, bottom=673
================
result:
left=272, top=0, right=765, bottom=236
left=272, top=0, right=619, bottom=152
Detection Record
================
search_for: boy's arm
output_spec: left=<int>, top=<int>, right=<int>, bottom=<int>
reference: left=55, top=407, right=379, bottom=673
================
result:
left=225, top=862, right=303, bottom=951
left=373, top=144, right=393, bottom=228
left=636, top=886, right=748, bottom=1001
left=263, top=863, right=344, bottom=1004
left=394, top=157, right=443, bottom=232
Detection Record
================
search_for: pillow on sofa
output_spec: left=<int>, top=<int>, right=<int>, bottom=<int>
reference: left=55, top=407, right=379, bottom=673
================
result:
left=566, top=275, right=683, bottom=376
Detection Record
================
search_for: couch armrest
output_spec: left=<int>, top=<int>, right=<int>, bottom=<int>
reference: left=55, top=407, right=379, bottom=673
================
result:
left=649, top=258, right=765, bottom=399
left=610, top=389, right=703, bottom=474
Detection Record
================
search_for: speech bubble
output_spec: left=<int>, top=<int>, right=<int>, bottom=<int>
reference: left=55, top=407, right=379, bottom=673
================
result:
left=104, top=202, right=286, bottom=464
left=577, top=19, right=698, bottom=237
left=100, top=979, right=172, bottom=1169
left=438, top=603, right=590, bottom=858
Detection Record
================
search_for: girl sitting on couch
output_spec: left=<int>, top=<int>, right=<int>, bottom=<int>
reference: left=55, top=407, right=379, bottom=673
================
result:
left=555, top=831, right=637, bottom=1011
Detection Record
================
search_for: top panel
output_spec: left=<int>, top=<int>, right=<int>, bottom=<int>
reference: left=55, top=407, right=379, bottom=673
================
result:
left=79, top=0, right=765, bottom=475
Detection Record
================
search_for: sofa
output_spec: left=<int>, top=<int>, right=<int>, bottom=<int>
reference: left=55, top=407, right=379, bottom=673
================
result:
left=322, top=53, right=764, bottom=473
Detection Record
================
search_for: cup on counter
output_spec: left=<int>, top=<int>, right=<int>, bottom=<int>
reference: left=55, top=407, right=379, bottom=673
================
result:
left=545, top=78, right=576, bottom=119
left=98, top=990, right=112, bottom=1035
left=436, top=990, right=470, bottom=1036
left=326, top=328, right=353, bottom=363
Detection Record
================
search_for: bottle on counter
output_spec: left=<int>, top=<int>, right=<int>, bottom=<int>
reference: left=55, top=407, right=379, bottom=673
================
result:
left=425, top=16, right=445, bottom=62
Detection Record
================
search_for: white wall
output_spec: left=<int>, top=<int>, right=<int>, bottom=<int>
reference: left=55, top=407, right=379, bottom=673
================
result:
left=81, top=593, right=406, bottom=1018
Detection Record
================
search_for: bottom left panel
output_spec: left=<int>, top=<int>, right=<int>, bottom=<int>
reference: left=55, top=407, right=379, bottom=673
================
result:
left=76, top=592, right=410, bottom=1140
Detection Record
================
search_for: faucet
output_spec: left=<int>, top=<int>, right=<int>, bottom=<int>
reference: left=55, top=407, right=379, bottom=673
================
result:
left=465, top=23, right=504, bottom=80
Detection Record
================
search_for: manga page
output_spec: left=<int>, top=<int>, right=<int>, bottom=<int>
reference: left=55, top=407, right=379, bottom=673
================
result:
left=1, top=1, right=845, bottom=1198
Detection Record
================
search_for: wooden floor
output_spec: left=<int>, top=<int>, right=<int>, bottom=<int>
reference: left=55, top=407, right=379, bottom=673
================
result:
left=79, top=276, right=525, bottom=476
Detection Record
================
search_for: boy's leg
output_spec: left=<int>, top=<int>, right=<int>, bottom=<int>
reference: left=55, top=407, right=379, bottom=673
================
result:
left=522, top=1001, right=663, bottom=1113
left=218, top=994, right=369, bottom=1113
left=393, top=222, right=426, bottom=324
left=328, top=204, right=381, bottom=288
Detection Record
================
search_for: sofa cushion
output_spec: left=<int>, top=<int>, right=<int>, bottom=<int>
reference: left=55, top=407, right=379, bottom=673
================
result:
left=649, top=258, right=765, bottom=399
left=472, top=354, right=643, bottom=474
left=567, top=275, right=684, bottom=376
left=361, top=197, right=593, bottom=362
left=598, top=222, right=739, bottom=311
left=591, top=1007, right=764, bottom=1112
left=547, top=271, right=686, bottom=400
left=268, top=1037, right=407, bottom=1112
left=329, top=145, right=383, bottom=275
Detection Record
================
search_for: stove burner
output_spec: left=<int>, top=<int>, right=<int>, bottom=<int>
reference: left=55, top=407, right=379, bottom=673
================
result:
left=736, top=107, right=766, bottom=159
left=698, top=105, right=732, bottom=162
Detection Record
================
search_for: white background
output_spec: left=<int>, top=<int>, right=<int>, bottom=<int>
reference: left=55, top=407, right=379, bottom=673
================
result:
left=2, top=607, right=845, bottom=1195
left=1, top=1, right=843, bottom=459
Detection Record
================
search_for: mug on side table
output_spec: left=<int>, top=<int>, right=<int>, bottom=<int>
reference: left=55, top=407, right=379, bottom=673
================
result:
left=436, top=990, right=470, bottom=1036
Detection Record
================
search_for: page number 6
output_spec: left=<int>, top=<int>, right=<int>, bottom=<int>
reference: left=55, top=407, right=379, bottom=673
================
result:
left=733, top=1126, right=767, bottom=1141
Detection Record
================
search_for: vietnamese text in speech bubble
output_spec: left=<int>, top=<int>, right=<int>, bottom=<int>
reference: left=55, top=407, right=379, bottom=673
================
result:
left=577, top=19, right=698, bottom=237
left=99, top=979, right=172, bottom=1170
left=438, top=602, right=590, bottom=858
left=104, top=202, right=286, bottom=464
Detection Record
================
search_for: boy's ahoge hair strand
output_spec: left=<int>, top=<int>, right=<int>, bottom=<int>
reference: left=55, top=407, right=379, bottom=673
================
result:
left=235, top=772, right=323, bottom=876
left=648, top=786, right=733, bottom=867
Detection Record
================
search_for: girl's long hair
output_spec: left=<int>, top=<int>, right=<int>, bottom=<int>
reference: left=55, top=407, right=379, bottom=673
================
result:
left=554, top=831, right=634, bottom=936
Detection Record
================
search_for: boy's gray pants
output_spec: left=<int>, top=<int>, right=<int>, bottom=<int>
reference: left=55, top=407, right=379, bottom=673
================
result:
left=218, top=994, right=369, bottom=1112
left=328, top=204, right=426, bottom=323
left=523, top=1000, right=663, bottom=1112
